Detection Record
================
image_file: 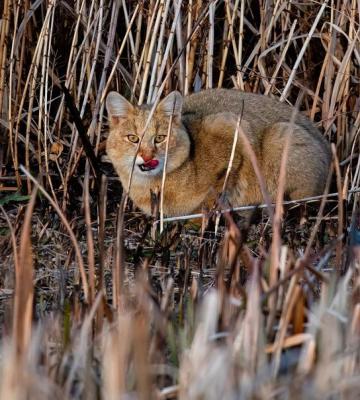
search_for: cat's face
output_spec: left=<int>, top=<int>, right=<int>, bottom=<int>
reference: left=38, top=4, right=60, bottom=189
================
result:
left=106, top=91, right=190, bottom=180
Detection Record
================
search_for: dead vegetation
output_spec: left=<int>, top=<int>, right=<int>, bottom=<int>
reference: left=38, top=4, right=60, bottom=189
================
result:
left=0, top=0, right=360, bottom=398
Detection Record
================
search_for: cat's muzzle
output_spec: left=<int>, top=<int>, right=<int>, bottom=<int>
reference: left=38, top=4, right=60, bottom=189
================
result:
left=138, top=159, right=159, bottom=172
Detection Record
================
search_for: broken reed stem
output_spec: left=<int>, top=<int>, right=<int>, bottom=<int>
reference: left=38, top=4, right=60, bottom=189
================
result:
left=221, top=116, right=241, bottom=193
left=184, top=0, right=193, bottom=95
left=98, top=175, right=107, bottom=295
left=7, top=0, right=21, bottom=186
left=207, top=2, right=214, bottom=88
left=175, top=0, right=185, bottom=93
left=160, top=113, right=175, bottom=233
left=154, top=187, right=360, bottom=225
left=0, top=0, right=10, bottom=121
left=134, top=3, right=143, bottom=60
left=237, top=0, right=244, bottom=88
left=332, top=143, right=344, bottom=271
left=113, top=194, right=127, bottom=310
left=84, top=163, right=96, bottom=305
left=95, top=174, right=108, bottom=331
left=43, top=0, right=57, bottom=199
left=13, top=187, right=37, bottom=357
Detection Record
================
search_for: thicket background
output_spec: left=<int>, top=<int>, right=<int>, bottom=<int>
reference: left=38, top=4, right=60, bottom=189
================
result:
left=0, top=1, right=359, bottom=399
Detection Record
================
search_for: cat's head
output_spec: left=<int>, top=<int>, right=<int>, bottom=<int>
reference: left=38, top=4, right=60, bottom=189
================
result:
left=106, top=91, right=190, bottom=179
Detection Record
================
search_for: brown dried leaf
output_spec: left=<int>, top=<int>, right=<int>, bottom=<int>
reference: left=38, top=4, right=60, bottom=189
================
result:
left=49, top=141, right=64, bottom=159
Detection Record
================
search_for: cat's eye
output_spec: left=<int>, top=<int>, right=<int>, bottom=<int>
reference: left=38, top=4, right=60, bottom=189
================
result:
left=127, top=134, right=139, bottom=143
left=154, top=135, right=167, bottom=144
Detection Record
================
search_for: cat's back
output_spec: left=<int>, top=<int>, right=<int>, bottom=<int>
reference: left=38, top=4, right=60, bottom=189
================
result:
left=182, top=88, right=312, bottom=132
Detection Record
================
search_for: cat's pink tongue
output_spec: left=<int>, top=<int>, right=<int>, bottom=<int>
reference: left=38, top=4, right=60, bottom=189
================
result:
left=144, top=159, right=159, bottom=168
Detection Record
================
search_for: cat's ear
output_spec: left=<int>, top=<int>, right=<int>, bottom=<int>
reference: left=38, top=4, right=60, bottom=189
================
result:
left=106, top=91, right=134, bottom=125
left=157, top=91, right=183, bottom=120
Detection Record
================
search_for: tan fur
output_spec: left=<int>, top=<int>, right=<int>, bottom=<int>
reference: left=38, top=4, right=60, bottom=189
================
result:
left=106, top=89, right=331, bottom=216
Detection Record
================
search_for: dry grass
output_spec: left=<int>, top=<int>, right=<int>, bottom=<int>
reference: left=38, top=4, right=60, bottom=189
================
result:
left=0, top=0, right=360, bottom=398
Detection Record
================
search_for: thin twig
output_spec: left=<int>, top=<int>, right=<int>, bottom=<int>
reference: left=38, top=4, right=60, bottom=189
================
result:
left=154, top=187, right=360, bottom=225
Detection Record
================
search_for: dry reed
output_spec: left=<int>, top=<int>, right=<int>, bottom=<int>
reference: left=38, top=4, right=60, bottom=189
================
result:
left=0, top=1, right=359, bottom=399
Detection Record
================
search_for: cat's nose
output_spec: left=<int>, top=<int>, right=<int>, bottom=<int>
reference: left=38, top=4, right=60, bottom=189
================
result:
left=140, top=153, right=154, bottom=162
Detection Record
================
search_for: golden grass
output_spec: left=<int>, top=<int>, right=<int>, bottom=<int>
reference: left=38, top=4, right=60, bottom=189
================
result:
left=0, top=1, right=360, bottom=398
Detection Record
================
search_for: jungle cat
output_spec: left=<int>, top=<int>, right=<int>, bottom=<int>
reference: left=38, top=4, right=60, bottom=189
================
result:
left=106, top=89, right=331, bottom=216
